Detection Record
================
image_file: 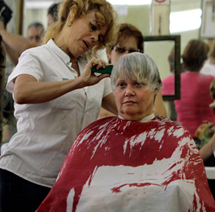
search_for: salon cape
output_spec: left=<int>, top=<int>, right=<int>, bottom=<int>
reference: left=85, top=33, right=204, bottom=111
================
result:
left=37, top=115, right=215, bottom=212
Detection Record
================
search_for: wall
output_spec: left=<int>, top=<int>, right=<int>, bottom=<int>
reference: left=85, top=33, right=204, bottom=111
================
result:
left=171, top=0, right=201, bottom=53
left=23, top=8, right=48, bottom=37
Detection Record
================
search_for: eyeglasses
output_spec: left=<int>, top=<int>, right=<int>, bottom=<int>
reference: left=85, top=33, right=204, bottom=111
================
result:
left=113, top=46, right=140, bottom=54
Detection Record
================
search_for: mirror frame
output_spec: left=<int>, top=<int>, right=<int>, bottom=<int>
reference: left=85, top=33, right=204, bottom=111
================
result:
left=200, top=0, right=215, bottom=39
left=143, top=35, right=181, bottom=101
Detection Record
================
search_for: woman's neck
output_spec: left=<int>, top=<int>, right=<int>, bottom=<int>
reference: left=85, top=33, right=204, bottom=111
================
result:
left=209, top=57, right=215, bottom=65
left=71, top=61, right=80, bottom=76
left=54, top=36, right=79, bottom=74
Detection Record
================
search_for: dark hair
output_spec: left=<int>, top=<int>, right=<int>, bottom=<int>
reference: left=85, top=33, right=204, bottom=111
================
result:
left=0, top=35, right=5, bottom=67
left=28, top=22, right=45, bottom=35
left=168, top=46, right=175, bottom=73
left=47, top=3, right=60, bottom=22
left=108, top=23, right=144, bottom=53
left=182, top=39, right=209, bottom=72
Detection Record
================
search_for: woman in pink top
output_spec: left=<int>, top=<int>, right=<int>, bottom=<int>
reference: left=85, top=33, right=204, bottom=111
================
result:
left=174, top=39, right=215, bottom=139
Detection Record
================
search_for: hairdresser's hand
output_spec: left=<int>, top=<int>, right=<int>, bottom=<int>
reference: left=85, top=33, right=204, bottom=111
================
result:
left=79, top=58, right=110, bottom=87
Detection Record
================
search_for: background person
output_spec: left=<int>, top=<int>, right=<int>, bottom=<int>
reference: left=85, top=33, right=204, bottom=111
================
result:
left=201, top=42, right=215, bottom=77
left=174, top=39, right=215, bottom=140
left=161, top=46, right=177, bottom=121
left=26, top=22, right=44, bottom=45
left=197, top=78, right=215, bottom=159
left=0, top=2, right=59, bottom=66
left=161, top=46, right=175, bottom=96
left=200, top=133, right=215, bottom=162
left=98, top=23, right=167, bottom=119
left=197, top=78, right=215, bottom=200
left=0, top=0, right=117, bottom=211
left=47, top=2, right=60, bottom=26
left=37, top=53, right=215, bottom=212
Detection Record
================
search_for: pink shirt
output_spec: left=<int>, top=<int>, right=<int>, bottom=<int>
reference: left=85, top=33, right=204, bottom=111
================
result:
left=161, top=74, right=175, bottom=95
left=174, top=72, right=215, bottom=137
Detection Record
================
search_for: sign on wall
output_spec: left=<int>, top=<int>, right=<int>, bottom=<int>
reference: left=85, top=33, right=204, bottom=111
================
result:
left=152, top=0, right=170, bottom=5
left=200, top=0, right=215, bottom=38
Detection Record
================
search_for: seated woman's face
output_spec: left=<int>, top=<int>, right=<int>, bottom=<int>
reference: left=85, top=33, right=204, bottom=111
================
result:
left=114, top=76, right=157, bottom=121
left=108, top=36, right=139, bottom=65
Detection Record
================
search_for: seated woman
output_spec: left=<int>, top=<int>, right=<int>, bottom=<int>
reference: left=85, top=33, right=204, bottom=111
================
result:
left=97, top=23, right=167, bottom=119
left=174, top=40, right=215, bottom=140
left=37, top=53, right=215, bottom=212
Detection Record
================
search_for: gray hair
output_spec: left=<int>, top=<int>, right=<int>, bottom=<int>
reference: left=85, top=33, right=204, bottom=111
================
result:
left=28, top=22, right=45, bottom=34
left=111, top=52, right=163, bottom=91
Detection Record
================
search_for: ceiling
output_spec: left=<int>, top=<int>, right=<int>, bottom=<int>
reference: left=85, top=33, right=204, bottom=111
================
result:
left=25, top=0, right=200, bottom=9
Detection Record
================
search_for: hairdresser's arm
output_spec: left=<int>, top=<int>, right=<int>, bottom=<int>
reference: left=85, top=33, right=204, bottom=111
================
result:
left=200, top=133, right=215, bottom=162
left=0, top=22, right=38, bottom=65
left=0, top=29, right=38, bottom=54
left=3, top=41, right=19, bottom=66
left=101, top=92, right=118, bottom=115
left=154, top=91, right=168, bottom=118
left=13, top=59, right=109, bottom=104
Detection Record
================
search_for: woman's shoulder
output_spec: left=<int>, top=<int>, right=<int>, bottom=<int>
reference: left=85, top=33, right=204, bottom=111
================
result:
left=162, top=74, right=174, bottom=83
left=82, top=116, right=117, bottom=130
left=20, top=44, right=48, bottom=60
left=82, top=115, right=188, bottom=134
left=154, top=115, right=187, bottom=129
left=153, top=116, right=193, bottom=141
left=154, top=114, right=175, bottom=123
left=181, top=71, right=215, bottom=82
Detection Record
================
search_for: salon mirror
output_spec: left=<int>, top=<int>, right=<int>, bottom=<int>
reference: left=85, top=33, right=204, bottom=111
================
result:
left=143, top=35, right=181, bottom=101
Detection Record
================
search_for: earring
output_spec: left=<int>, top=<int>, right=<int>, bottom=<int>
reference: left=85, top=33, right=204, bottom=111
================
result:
left=68, top=22, right=72, bottom=27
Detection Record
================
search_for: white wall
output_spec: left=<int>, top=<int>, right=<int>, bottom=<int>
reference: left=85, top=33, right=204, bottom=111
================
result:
left=23, top=8, right=48, bottom=37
